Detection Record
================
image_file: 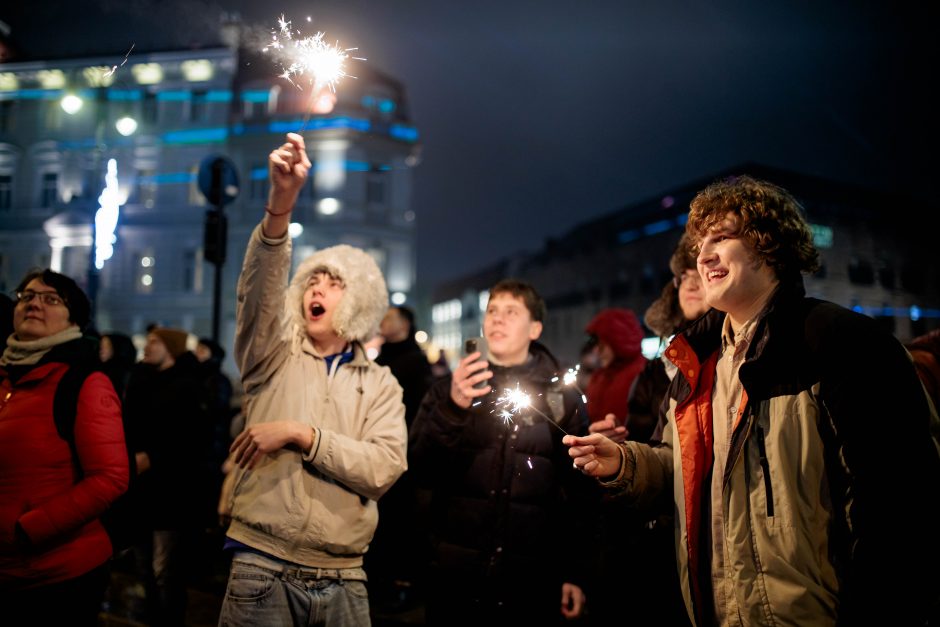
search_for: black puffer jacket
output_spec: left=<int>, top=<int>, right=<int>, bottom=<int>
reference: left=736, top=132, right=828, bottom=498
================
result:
left=410, top=342, right=591, bottom=623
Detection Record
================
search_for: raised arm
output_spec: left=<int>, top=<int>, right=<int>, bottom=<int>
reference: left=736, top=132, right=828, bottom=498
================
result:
left=263, top=132, right=312, bottom=238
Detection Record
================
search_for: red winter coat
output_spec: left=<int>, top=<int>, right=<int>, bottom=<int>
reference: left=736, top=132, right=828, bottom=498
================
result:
left=585, top=308, right=647, bottom=424
left=0, top=350, right=128, bottom=590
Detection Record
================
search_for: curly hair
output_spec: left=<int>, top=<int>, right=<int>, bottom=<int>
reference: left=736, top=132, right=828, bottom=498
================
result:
left=686, top=175, right=820, bottom=277
left=644, top=234, right=697, bottom=338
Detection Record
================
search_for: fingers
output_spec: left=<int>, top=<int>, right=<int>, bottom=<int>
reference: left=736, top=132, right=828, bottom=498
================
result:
left=270, top=133, right=310, bottom=176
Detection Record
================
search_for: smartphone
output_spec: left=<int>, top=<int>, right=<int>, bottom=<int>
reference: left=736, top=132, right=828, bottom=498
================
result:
left=464, top=336, right=489, bottom=390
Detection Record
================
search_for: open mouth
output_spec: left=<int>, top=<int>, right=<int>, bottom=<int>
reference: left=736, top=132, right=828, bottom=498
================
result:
left=310, top=303, right=326, bottom=318
left=707, top=269, right=728, bottom=282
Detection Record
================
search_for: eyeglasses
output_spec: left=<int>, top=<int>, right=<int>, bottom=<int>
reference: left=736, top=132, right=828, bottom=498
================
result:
left=672, top=272, right=702, bottom=289
left=15, top=290, right=66, bottom=307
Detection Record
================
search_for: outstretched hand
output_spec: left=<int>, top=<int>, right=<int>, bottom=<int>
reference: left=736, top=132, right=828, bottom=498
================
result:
left=588, top=413, right=628, bottom=443
left=562, top=432, right=623, bottom=479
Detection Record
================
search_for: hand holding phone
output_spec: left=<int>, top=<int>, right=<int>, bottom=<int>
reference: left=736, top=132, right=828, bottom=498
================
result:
left=464, top=337, right=489, bottom=390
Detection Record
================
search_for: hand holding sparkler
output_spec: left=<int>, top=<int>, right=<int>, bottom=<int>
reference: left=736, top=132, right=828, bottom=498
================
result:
left=264, top=133, right=311, bottom=238
left=450, top=351, right=492, bottom=409
left=588, top=413, right=628, bottom=443
left=563, top=433, right=623, bottom=478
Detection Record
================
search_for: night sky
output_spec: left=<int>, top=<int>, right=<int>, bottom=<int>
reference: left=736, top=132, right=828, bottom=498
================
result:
left=3, top=1, right=936, bottom=289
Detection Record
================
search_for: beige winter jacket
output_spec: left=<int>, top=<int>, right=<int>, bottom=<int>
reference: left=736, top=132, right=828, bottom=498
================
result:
left=225, top=225, right=407, bottom=569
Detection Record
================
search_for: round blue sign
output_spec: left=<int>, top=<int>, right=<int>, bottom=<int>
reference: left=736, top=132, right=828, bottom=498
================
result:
left=198, top=155, right=240, bottom=207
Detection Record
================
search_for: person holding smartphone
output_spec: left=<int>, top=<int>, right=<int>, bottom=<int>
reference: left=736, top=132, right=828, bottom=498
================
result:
left=410, top=279, right=591, bottom=625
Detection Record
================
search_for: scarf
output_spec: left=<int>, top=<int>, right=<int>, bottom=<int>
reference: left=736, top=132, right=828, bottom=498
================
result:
left=1, top=326, right=83, bottom=367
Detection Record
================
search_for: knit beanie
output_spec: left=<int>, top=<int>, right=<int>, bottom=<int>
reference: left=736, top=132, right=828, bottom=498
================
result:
left=151, top=327, right=189, bottom=359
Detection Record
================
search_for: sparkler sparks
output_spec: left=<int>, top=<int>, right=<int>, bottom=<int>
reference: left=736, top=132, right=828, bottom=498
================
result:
left=105, top=43, right=135, bottom=78
left=263, top=15, right=365, bottom=93
left=494, top=384, right=569, bottom=435
left=553, top=365, right=588, bottom=404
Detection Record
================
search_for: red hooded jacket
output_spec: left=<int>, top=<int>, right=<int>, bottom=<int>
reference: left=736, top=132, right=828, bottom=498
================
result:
left=584, top=308, right=647, bottom=424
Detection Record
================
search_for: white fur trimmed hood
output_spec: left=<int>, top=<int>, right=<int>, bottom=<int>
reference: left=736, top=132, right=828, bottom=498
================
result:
left=286, top=244, right=388, bottom=343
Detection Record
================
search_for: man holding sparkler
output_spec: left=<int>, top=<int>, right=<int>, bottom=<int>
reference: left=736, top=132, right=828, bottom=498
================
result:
left=410, top=279, right=590, bottom=625
left=218, top=133, right=407, bottom=626
left=565, top=176, right=940, bottom=626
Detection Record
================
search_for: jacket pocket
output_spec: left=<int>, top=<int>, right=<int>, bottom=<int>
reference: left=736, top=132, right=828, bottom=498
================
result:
left=755, top=425, right=774, bottom=517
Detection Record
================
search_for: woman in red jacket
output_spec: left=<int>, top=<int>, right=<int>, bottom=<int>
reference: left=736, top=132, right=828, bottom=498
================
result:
left=0, top=269, right=129, bottom=626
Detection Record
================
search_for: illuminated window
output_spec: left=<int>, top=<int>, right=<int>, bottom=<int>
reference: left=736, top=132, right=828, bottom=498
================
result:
left=37, top=69, right=66, bottom=89
left=433, top=299, right=463, bottom=323
left=0, top=73, right=18, bottom=91
left=136, top=252, right=155, bottom=294
left=132, top=63, right=164, bottom=85
left=83, top=66, right=115, bottom=88
left=478, top=291, right=488, bottom=314
left=181, top=60, right=214, bottom=82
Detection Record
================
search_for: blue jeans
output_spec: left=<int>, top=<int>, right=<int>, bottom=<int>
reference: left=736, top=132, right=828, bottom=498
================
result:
left=218, top=552, right=370, bottom=627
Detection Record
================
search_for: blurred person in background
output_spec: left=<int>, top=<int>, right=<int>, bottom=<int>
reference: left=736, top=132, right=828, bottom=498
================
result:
left=583, top=308, right=647, bottom=428
left=122, top=327, right=208, bottom=626
left=99, top=332, right=137, bottom=400
left=367, top=305, right=434, bottom=613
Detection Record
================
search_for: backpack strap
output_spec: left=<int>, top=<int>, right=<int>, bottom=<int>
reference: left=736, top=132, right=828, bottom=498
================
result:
left=52, top=362, right=99, bottom=478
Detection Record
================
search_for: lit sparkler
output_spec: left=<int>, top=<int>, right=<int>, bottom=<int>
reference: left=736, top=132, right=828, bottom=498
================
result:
left=262, top=15, right=365, bottom=129
left=105, top=43, right=135, bottom=78
left=494, top=384, right=569, bottom=435
left=552, top=365, right=588, bottom=404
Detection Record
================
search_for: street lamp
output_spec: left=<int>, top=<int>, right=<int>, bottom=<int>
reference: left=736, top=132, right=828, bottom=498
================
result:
left=60, top=92, right=137, bottom=327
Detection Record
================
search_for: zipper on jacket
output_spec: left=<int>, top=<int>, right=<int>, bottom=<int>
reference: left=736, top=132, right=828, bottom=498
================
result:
left=755, top=425, right=774, bottom=517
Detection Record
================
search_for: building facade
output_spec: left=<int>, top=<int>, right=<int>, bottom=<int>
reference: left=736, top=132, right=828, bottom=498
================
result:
left=430, top=165, right=939, bottom=367
left=0, top=41, right=420, bottom=364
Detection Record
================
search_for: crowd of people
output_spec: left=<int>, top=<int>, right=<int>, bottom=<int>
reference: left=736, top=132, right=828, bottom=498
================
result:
left=1, top=134, right=938, bottom=627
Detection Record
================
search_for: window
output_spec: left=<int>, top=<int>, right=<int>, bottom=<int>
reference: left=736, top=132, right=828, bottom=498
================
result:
left=190, top=90, right=207, bottom=122
left=40, top=172, right=58, bottom=208
left=0, top=101, right=14, bottom=133
left=135, top=168, right=157, bottom=208
left=183, top=248, right=204, bottom=293
left=847, top=258, right=875, bottom=286
left=0, top=253, right=8, bottom=293
left=142, top=91, right=158, bottom=124
left=900, top=264, right=926, bottom=294
left=877, top=261, right=895, bottom=290
left=0, top=174, right=11, bottom=210
left=367, top=172, right=386, bottom=204
left=250, top=163, right=269, bottom=202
